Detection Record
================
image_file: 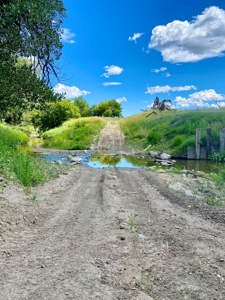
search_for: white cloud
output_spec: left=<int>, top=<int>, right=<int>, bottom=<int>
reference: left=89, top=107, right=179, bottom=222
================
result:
left=61, top=28, right=76, bottom=44
left=54, top=83, right=90, bottom=98
left=151, top=67, right=167, bottom=73
left=116, top=97, right=127, bottom=103
left=211, top=102, right=225, bottom=108
left=175, top=89, right=225, bottom=107
left=142, top=47, right=150, bottom=54
left=165, top=72, right=171, bottom=77
left=102, top=82, right=122, bottom=86
left=128, top=32, right=144, bottom=43
left=102, top=65, right=123, bottom=78
left=145, top=85, right=197, bottom=94
left=149, top=6, right=225, bottom=63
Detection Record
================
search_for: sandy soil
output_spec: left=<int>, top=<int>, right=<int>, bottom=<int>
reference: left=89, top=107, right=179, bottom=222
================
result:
left=1, top=122, right=225, bottom=299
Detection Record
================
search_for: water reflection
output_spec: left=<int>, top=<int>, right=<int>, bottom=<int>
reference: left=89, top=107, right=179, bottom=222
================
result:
left=29, top=149, right=224, bottom=173
left=175, top=159, right=221, bottom=173
left=89, top=153, right=155, bottom=168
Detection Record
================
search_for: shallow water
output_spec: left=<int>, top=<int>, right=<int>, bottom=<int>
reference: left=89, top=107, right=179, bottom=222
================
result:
left=37, top=151, right=223, bottom=173
left=88, top=153, right=155, bottom=168
left=174, top=159, right=222, bottom=173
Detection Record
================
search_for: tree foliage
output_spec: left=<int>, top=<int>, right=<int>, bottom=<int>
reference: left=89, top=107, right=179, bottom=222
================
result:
left=0, top=57, right=63, bottom=122
left=0, top=0, right=66, bottom=83
left=32, top=100, right=80, bottom=132
left=93, top=100, right=122, bottom=117
left=74, top=96, right=91, bottom=117
left=0, top=0, right=66, bottom=122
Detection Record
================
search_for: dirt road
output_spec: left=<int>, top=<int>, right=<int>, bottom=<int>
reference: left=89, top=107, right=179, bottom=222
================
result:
left=1, top=165, right=225, bottom=300
left=97, top=122, right=125, bottom=151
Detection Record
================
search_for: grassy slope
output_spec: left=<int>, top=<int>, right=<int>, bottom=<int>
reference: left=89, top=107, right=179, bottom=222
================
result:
left=119, top=109, right=225, bottom=154
left=0, top=124, right=64, bottom=187
left=41, top=117, right=106, bottom=150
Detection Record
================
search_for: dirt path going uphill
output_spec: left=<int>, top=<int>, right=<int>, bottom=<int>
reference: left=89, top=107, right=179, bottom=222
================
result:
left=97, top=121, right=125, bottom=151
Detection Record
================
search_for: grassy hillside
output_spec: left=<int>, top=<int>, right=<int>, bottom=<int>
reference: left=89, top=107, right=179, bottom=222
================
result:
left=41, top=117, right=106, bottom=150
left=119, top=109, right=225, bottom=154
left=0, top=124, right=64, bottom=187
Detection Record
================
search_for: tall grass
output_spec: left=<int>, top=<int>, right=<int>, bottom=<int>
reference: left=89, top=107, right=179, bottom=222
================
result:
left=0, top=125, right=62, bottom=186
left=42, top=117, right=106, bottom=149
left=119, top=109, right=225, bottom=154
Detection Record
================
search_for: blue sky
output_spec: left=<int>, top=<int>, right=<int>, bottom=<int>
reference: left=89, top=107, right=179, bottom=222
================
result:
left=54, top=0, right=225, bottom=116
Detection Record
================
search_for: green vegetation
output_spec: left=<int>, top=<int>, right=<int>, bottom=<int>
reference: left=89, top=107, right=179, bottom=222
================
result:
left=205, top=196, right=223, bottom=206
left=145, top=283, right=152, bottom=292
left=74, top=97, right=91, bottom=117
left=32, top=100, right=81, bottom=132
left=137, top=274, right=152, bottom=292
left=210, top=151, right=225, bottom=162
left=0, top=0, right=66, bottom=84
left=93, top=100, right=122, bottom=117
left=119, top=109, right=225, bottom=154
left=0, top=125, right=64, bottom=187
left=42, top=117, right=106, bottom=149
left=0, top=0, right=66, bottom=122
left=128, top=213, right=136, bottom=232
left=147, top=132, right=162, bottom=144
left=91, top=153, right=121, bottom=166
left=190, top=265, right=196, bottom=273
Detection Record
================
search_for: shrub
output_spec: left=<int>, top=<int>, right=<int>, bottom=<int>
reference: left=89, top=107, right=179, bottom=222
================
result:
left=33, top=100, right=81, bottom=132
left=147, top=132, right=161, bottom=144
left=210, top=151, right=225, bottom=162
left=172, top=135, right=185, bottom=146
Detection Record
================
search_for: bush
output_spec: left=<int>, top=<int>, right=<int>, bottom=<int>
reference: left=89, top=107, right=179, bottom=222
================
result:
left=93, top=100, right=122, bottom=117
left=33, top=100, right=81, bottom=132
left=210, top=151, right=225, bottom=162
left=147, top=132, right=161, bottom=144
left=172, top=135, right=185, bottom=146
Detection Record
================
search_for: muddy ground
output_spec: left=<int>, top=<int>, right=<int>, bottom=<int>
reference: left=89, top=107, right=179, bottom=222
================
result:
left=1, top=121, right=225, bottom=299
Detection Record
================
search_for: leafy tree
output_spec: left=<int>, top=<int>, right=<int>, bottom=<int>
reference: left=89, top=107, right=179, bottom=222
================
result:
left=74, top=97, right=91, bottom=117
left=93, top=100, right=122, bottom=117
left=90, top=104, right=97, bottom=116
left=0, top=0, right=66, bottom=122
left=32, top=100, right=80, bottom=132
left=0, top=58, right=63, bottom=123
left=0, top=0, right=66, bottom=84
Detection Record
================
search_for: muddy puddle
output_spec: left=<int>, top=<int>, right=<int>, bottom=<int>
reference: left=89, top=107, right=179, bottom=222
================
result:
left=38, top=151, right=155, bottom=169
left=36, top=151, right=223, bottom=172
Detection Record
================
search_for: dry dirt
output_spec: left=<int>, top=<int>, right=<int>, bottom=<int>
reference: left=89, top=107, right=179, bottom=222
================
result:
left=97, top=122, right=125, bottom=152
left=1, top=122, right=225, bottom=300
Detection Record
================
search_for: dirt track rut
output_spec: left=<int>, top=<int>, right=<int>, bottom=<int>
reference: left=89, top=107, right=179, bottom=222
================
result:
left=1, top=166, right=225, bottom=299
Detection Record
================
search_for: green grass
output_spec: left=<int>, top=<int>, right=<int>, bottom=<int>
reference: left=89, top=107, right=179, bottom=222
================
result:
left=119, top=109, right=225, bottom=154
left=190, top=265, right=196, bottom=273
left=205, top=196, right=223, bottom=206
left=0, top=124, right=64, bottom=186
left=128, top=213, right=136, bottom=232
left=41, top=117, right=106, bottom=150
